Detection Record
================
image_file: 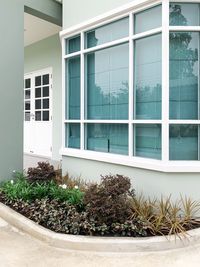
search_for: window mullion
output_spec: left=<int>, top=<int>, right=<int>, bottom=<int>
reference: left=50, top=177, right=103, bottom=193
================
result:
left=162, top=0, right=169, bottom=163
left=80, top=31, right=85, bottom=151
left=129, top=12, right=134, bottom=157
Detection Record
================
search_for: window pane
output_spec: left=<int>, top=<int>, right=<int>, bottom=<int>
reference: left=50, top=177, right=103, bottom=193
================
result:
left=134, top=5, right=161, bottom=34
left=86, top=43, right=129, bottom=120
left=86, top=124, right=128, bottom=155
left=134, top=34, right=162, bottom=119
left=135, top=124, right=161, bottom=159
left=25, top=79, right=31, bottom=88
left=66, top=124, right=80, bottom=149
left=25, top=112, right=30, bottom=121
left=25, top=90, right=30, bottom=99
left=35, top=100, right=41, bottom=110
left=35, top=76, right=41, bottom=86
left=43, top=99, right=49, bottom=109
left=66, top=35, right=80, bottom=54
left=25, top=101, right=30, bottom=111
left=169, top=125, right=198, bottom=160
left=35, top=87, right=41, bottom=98
left=169, top=32, right=198, bottom=119
left=35, top=111, right=41, bottom=121
left=66, top=57, right=80, bottom=119
left=169, top=3, right=199, bottom=26
left=86, top=17, right=129, bottom=48
left=43, top=111, right=49, bottom=121
left=43, top=74, right=49, bottom=85
left=43, top=86, right=49, bottom=97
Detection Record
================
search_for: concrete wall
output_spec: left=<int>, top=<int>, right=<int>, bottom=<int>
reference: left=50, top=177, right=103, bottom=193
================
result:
left=63, top=0, right=132, bottom=28
left=24, top=34, right=62, bottom=162
left=62, top=156, right=200, bottom=201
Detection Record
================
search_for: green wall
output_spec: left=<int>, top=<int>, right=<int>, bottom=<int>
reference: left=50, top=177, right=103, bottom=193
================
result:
left=63, top=0, right=132, bottom=28
left=0, top=1, right=24, bottom=180
left=24, top=34, right=62, bottom=161
left=0, top=0, right=62, bottom=180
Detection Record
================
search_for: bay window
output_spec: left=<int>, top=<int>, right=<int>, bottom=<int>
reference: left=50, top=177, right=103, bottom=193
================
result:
left=62, top=0, right=200, bottom=171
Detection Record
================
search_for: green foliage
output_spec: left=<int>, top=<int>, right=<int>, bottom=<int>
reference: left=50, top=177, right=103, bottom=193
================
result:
left=0, top=175, right=84, bottom=206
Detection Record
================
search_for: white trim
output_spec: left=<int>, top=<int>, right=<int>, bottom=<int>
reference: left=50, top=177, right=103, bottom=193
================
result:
left=169, top=26, right=200, bottom=32
left=162, top=0, right=169, bottom=163
left=60, top=148, right=200, bottom=173
left=60, top=0, right=161, bottom=39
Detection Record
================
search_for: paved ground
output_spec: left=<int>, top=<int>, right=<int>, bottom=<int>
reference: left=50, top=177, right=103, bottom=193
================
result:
left=1, top=218, right=200, bottom=267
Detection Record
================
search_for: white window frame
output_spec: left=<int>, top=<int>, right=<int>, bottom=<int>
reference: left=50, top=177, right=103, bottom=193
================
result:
left=60, top=0, right=200, bottom=172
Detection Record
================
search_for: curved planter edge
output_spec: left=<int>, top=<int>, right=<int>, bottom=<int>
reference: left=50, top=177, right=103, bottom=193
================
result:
left=0, top=202, right=200, bottom=253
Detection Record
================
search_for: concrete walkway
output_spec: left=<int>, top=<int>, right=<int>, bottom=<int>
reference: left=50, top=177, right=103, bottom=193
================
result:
left=1, top=217, right=200, bottom=267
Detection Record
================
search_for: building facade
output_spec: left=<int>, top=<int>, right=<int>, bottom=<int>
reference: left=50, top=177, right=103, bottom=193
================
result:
left=2, top=0, right=200, bottom=200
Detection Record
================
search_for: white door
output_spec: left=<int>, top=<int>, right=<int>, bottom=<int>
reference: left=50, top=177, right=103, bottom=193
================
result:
left=24, top=68, right=52, bottom=158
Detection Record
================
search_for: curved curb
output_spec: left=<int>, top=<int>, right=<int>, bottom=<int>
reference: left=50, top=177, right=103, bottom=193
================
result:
left=0, top=202, right=200, bottom=253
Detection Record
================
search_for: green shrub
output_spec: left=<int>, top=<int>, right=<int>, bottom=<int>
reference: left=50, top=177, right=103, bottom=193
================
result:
left=0, top=176, right=84, bottom=206
left=84, top=174, right=134, bottom=225
left=27, top=162, right=56, bottom=184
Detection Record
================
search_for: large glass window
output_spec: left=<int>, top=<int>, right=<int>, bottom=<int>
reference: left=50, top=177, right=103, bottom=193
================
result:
left=86, top=43, right=129, bottom=120
left=64, top=2, right=200, bottom=167
left=85, top=18, right=129, bottom=48
left=169, top=3, right=200, bottom=26
left=134, top=5, right=162, bottom=34
left=169, top=32, right=199, bottom=120
left=66, top=57, right=80, bottom=119
left=169, top=125, right=198, bottom=160
left=86, top=124, right=128, bottom=155
left=134, top=34, right=162, bottom=119
left=135, top=124, right=161, bottom=159
left=66, top=123, right=80, bottom=149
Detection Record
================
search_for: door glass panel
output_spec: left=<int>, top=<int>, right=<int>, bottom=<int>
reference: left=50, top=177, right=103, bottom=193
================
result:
left=25, top=112, right=30, bottom=121
left=35, top=100, right=41, bottom=110
left=25, top=79, right=31, bottom=88
left=43, top=99, right=49, bottom=109
left=43, top=74, right=49, bottom=85
left=43, top=86, right=49, bottom=97
left=35, top=76, right=41, bottom=86
left=43, top=111, right=49, bottom=121
left=35, top=88, right=41, bottom=98
left=35, top=111, right=41, bottom=121
left=25, top=101, right=30, bottom=110
left=25, top=90, right=30, bottom=99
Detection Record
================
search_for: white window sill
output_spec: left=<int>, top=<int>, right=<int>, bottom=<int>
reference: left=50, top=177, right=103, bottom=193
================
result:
left=60, top=148, right=200, bottom=173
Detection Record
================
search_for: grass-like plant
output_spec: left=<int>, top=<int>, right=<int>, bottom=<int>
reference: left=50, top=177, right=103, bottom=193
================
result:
left=0, top=174, right=84, bottom=206
left=130, top=194, right=200, bottom=238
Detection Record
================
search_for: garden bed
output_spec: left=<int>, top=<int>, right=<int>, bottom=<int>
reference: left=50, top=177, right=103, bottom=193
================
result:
left=0, top=162, right=200, bottom=238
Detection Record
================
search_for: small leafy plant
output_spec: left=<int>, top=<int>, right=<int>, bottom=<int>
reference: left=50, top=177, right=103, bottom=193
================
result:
left=27, top=162, right=56, bottom=184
